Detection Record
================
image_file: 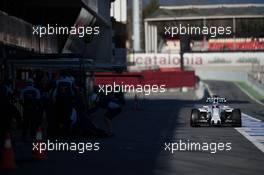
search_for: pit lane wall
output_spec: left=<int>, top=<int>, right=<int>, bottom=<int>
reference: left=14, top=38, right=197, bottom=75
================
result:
left=94, top=71, right=196, bottom=88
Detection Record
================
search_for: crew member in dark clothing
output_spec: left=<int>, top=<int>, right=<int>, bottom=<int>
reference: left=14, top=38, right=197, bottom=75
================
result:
left=20, top=79, right=42, bottom=141
left=0, top=82, right=21, bottom=159
left=52, top=75, right=75, bottom=136
left=103, top=92, right=122, bottom=136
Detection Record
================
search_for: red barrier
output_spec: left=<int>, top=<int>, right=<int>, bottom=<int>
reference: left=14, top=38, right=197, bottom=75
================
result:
left=95, top=70, right=196, bottom=88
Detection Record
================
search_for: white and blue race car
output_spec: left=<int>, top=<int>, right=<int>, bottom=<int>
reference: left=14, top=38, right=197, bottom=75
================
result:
left=190, top=96, right=242, bottom=127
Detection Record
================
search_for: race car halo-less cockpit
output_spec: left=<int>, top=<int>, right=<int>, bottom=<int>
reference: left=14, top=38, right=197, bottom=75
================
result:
left=190, top=96, right=242, bottom=127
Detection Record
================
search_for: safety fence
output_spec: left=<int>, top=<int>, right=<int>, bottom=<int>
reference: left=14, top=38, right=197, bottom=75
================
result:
left=249, top=63, right=264, bottom=85
left=247, top=62, right=264, bottom=96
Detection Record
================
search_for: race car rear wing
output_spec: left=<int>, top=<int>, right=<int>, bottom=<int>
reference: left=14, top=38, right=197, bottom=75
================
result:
left=206, top=97, right=227, bottom=103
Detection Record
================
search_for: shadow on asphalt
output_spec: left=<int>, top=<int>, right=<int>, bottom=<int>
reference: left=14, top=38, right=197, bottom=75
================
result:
left=0, top=92, right=202, bottom=175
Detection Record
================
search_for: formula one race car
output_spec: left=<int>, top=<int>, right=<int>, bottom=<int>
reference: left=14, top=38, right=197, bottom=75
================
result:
left=190, top=96, right=242, bottom=127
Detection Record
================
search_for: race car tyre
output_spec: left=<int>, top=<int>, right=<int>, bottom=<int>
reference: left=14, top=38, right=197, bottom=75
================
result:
left=232, top=109, right=242, bottom=127
left=190, top=109, right=200, bottom=127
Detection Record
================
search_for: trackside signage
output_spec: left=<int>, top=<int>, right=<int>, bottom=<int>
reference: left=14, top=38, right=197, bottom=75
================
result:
left=128, top=52, right=264, bottom=68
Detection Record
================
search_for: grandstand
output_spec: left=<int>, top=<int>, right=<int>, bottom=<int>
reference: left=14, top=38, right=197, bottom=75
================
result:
left=144, top=4, right=264, bottom=53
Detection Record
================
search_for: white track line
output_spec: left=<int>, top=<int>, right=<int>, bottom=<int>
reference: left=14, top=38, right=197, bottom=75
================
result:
left=235, top=114, right=264, bottom=153
left=242, top=113, right=261, bottom=122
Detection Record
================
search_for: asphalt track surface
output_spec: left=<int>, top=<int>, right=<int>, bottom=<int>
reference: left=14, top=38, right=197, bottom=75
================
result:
left=206, top=81, right=264, bottom=121
left=2, top=81, right=264, bottom=175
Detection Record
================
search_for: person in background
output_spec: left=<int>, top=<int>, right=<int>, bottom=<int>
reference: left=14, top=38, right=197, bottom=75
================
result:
left=0, top=81, right=21, bottom=152
left=103, top=92, right=122, bottom=137
left=20, top=79, right=42, bottom=141
left=88, top=86, right=100, bottom=115
left=51, top=73, right=76, bottom=136
left=0, top=79, right=14, bottom=103
left=0, top=80, right=21, bottom=158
